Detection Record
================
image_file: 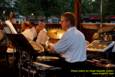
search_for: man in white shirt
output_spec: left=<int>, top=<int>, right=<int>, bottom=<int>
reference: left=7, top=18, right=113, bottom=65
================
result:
left=36, top=20, right=49, bottom=46
left=54, top=27, right=86, bottom=63
left=48, top=12, right=87, bottom=70
left=21, top=22, right=34, bottom=40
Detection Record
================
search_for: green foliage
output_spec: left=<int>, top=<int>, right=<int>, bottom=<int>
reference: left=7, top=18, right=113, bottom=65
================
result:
left=0, top=0, right=12, bottom=20
left=15, top=0, right=74, bottom=17
left=81, top=0, right=100, bottom=16
left=0, top=0, right=10, bottom=8
left=103, top=0, right=115, bottom=16
left=81, top=0, right=115, bottom=17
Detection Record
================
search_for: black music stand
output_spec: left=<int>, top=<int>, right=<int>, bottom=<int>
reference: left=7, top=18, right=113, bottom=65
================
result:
left=6, top=34, right=35, bottom=77
left=6, top=34, right=35, bottom=53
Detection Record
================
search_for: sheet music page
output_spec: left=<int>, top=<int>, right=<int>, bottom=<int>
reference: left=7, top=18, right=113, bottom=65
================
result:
left=5, top=20, right=17, bottom=34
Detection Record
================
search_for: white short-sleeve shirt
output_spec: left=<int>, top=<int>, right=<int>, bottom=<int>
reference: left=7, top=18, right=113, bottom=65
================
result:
left=54, top=27, right=87, bottom=63
left=36, top=29, right=49, bottom=45
left=31, top=27, right=37, bottom=39
left=22, top=28, right=34, bottom=40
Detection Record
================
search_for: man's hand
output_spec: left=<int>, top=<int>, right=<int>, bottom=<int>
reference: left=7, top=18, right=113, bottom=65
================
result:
left=47, top=43, right=55, bottom=53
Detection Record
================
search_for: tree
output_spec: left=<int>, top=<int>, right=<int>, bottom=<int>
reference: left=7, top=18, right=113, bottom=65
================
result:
left=0, top=0, right=9, bottom=7
left=81, top=0, right=100, bottom=16
left=81, top=0, right=115, bottom=16
left=0, top=0, right=13, bottom=20
left=15, top=0, right=74, bottom=17
left=103, top=0, right=115, bottom=16
left=15, top=0, right=40, bottom=16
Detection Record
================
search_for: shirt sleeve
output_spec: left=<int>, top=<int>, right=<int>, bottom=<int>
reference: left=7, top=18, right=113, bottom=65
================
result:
left=54, top=33, right=72, bottom=53
left=22, top=30, right=33, bottom=40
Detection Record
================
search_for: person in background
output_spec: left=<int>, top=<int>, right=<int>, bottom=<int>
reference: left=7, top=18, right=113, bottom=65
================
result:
left=36, top=19, right=49, bottom=46
left=5, top=12, right=17, bottom=34
left=48, top=12, right=87, bottom=71
left=30, top=22, right=37, bottom=41
left=21, top=21, right=34, bottom=40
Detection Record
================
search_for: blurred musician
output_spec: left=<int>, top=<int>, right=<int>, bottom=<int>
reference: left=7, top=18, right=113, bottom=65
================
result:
left=48, top=12, right=87, bottom=69
left=21, top=21, right=34, bottom=40
left=5, top=12, right=17, bottom=34
left=36, top=19, right=49, bottom=46
left=30, top=22, right=37, bottom=41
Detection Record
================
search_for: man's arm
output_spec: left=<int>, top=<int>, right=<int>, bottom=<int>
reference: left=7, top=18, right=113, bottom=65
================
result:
left=49, top=34, right=72, bottom=53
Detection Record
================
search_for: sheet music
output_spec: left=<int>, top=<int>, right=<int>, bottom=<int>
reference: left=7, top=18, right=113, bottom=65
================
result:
left=5, top=20, right=17, bottom=34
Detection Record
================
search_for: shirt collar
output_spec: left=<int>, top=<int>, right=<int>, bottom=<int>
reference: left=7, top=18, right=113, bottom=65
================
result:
left=67, top=27, right=76, bottom=32
left=42, top=28, right=47, bottom=32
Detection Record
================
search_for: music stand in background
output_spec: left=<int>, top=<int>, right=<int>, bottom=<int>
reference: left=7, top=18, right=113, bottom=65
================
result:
left=6, top=34, right=35, bottom=77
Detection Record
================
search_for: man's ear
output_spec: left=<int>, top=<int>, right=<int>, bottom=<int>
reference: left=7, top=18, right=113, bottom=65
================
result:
left=67, top=21, right=71, bottom=27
